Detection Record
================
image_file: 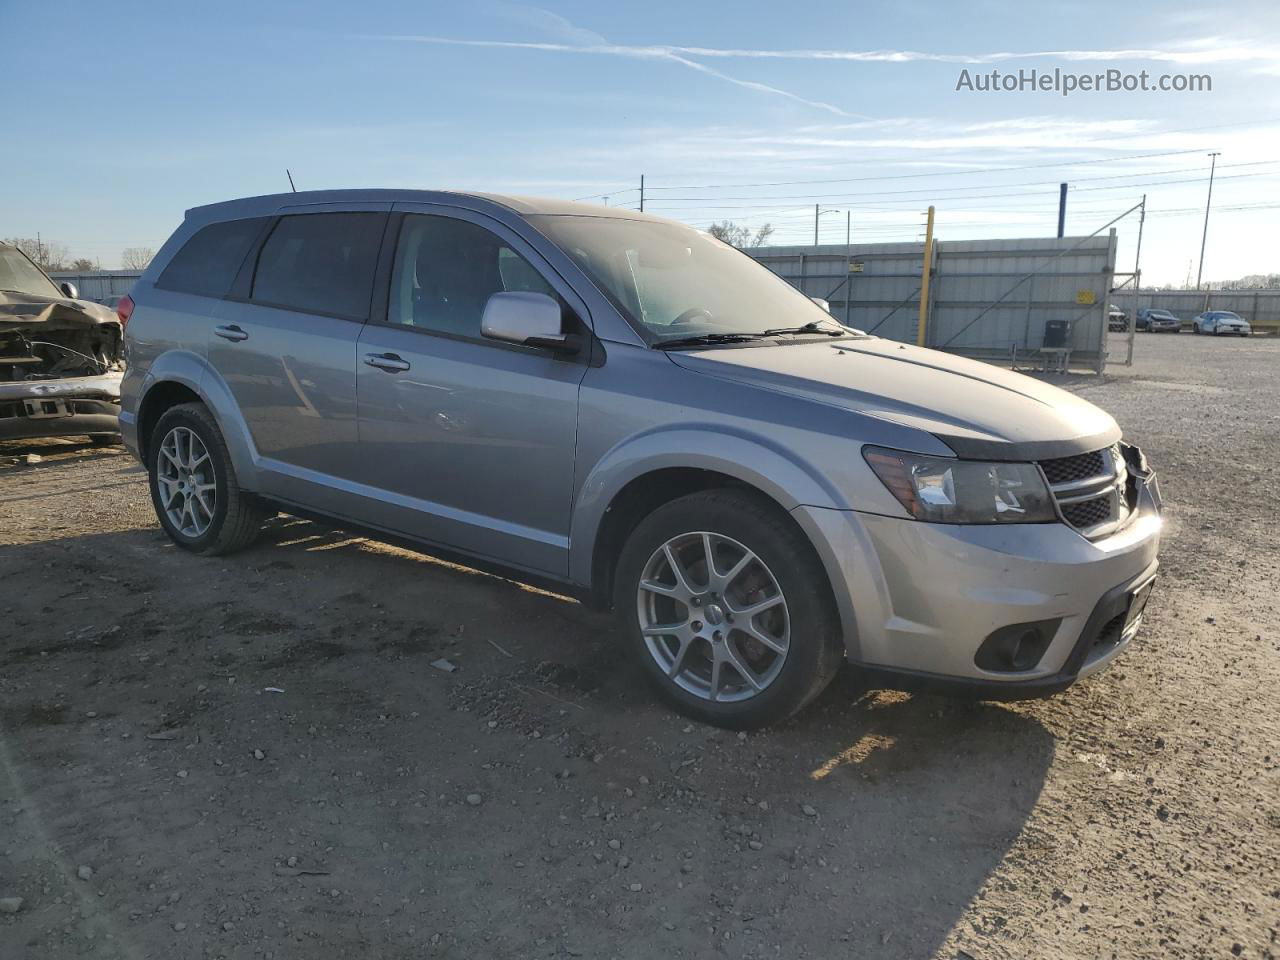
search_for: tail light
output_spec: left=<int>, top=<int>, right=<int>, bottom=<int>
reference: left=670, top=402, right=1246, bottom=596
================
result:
left=116, top=294, right=135, bottom=329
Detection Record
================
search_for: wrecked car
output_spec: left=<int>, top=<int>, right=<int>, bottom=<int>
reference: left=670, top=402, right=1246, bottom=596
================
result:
left=0, top=242, right=125, bottom=444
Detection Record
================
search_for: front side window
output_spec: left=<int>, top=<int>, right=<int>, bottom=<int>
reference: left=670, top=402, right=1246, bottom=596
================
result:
left=157, top=217, right=269, bottom=298
left=528, top=215, right=837, bottom=343
left=251, top=213, right=384, bottom=319
left=387, top=214, right=557, bottom=337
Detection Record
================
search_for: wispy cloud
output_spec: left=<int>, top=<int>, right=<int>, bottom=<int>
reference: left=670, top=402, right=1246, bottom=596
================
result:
left=384, top=35, right=861, bottom=117
left=586, top=38, right=1280, bottom=68
left=390, top=33, right=1280, bottom=74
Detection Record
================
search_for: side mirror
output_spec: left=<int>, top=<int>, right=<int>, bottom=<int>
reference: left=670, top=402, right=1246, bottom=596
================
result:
left=810, top=297, right=831, bottom=313
left=59, top=281, right=79, bottom=299
left=481, top=291, right=579, bottom=353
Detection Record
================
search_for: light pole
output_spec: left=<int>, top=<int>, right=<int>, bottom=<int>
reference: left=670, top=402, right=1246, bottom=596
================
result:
left=1195, top=152, right=1220, bottom=290
left=814, top=206, right=839, bottom=246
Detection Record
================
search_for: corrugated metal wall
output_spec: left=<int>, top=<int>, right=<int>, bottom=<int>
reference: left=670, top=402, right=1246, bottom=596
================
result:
left=1134, top=289, right=1280, bottom=328
left=47, top=271, right=142, bottom=301
left=749, top=235, right=1117, bottom=371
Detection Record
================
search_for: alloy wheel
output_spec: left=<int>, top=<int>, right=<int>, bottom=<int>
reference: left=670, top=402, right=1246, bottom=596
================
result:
left=636, top=531, right=790, bottom=702
left=156, top=426, right=217, bottom=538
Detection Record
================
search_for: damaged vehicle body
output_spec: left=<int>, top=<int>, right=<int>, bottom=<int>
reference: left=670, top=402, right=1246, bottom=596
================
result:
left=0, top=242, right=125, bottom=444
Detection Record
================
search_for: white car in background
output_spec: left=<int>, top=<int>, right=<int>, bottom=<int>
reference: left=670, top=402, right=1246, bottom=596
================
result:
left=1193, top=311, right=1251, bottom=336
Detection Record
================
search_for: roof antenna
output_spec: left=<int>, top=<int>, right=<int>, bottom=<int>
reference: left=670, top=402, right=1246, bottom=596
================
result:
left=286, top=169, right=297, bottom=192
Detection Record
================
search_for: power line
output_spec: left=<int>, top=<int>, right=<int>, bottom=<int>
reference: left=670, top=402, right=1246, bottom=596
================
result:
left=644, top=161, right=1279, bottom=205
left=641, top=148, right=1216, bottom=192
left=643, top=168, right=1280, bottom=212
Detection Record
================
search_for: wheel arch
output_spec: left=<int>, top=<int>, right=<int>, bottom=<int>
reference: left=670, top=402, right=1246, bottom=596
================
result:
left=134, top=353, right=259, bottom=488
left=571, top=428, right=849, bottom=615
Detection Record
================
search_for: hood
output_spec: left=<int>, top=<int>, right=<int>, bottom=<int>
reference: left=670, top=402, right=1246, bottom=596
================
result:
left=667, top=337, right=1120, bottom=461
left=0, top=290, right=121, bottom=333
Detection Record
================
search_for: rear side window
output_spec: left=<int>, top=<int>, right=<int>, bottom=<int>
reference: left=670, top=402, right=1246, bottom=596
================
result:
left=250, top=213, right=384, bottom=319
left=156, top=218, right=268, bottom=298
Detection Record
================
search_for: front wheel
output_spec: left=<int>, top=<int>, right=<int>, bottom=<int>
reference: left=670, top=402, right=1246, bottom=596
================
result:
left=147, top=402, right=266, bottom=555
left=613, top=490, right=844, bottom=729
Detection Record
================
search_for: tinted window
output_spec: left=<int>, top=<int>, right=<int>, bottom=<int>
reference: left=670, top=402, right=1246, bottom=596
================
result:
left=251, top=213, right=385, bottom=319
left=156, top=218, right=268, bottom=298
left=387, top=214, right=557, bottom=337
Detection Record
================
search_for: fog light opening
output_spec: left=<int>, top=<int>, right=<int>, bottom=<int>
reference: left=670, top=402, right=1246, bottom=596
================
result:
left=974, top=619, right=1061, bottom=673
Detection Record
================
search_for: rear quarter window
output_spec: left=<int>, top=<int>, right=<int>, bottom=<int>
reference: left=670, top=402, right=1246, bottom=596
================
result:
left=249, top=213, right=385, bottom=320
left=156, top=218, right=269, bottom=298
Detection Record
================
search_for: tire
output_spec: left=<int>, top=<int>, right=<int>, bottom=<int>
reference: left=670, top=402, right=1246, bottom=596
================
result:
left=147, top=402, right=266, bottom=555
left=612, top=489, right=844, bottom=729
left=89, top=433, right=121, bottom=446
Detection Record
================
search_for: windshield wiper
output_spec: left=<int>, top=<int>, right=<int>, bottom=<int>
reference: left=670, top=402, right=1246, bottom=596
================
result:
left=760, top=320, right=849, bottom=337
left=653, top=332, right=768, bottom=350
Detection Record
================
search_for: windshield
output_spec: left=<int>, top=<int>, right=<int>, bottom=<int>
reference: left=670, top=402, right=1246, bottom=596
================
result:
left=530, top=215, right=844, bottom=342
left=1214, top=312, right=1242, bottom=320
left=0, top=245, right=62, bottom=298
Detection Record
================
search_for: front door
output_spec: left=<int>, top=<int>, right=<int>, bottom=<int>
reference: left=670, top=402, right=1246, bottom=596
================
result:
left=354, top=209, right=588, bottom=576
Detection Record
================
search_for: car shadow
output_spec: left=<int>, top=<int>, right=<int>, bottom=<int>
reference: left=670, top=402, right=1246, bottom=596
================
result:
left=1, top=515, right=1055, bottom=960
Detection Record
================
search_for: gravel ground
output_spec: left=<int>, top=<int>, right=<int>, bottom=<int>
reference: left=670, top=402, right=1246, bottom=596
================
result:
left=1, top=332, right=1277, bottom=960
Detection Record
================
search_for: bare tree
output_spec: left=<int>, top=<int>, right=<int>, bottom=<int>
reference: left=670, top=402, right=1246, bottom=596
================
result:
left=121, top=247, right=156, bottom=270
left=70, top=258, right=97, bottom=272
left=705, top=221, right=774, bottom=249
left=3, top=237, right=73, bottom=271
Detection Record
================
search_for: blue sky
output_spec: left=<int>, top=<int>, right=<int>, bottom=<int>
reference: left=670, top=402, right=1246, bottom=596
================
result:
left=3, top=0, right=1278, bottom=283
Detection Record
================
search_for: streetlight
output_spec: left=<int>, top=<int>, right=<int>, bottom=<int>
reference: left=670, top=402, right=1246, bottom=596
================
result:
left=814, top=205, right=840, bottom=246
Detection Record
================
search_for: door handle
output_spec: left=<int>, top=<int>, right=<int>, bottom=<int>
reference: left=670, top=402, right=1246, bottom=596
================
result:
left=363, top=352, right=411, bottom=373
left=214, top=324, right=249, bottom=342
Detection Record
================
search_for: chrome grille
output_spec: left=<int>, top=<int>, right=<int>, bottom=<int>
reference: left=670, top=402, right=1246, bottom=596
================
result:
left=1040, top=445, right=1132, bottom=540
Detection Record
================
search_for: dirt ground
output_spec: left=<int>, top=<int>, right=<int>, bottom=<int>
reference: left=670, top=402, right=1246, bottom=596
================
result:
left=1, top=332, right=1277, bottom=960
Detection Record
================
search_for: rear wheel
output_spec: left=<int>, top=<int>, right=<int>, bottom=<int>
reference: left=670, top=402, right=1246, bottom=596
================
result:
left=147, top=402, right=266, bottom=555
left=613, top=490, right=843, bottom=729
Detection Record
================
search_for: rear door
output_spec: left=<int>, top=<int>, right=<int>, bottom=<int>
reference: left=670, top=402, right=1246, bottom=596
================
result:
left=353, top=207, right=590, bottom=576
left=208, top=205, right=389, bottom=512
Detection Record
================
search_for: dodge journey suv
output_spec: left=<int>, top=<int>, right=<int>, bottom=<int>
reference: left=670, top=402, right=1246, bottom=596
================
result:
left=120, top=190, right=1162, bottom=728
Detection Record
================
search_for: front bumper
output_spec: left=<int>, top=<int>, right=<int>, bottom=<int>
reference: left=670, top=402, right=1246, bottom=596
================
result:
left=795, top=471, right=1162, bottom=698
left=0, top=372, right=122, bottom=441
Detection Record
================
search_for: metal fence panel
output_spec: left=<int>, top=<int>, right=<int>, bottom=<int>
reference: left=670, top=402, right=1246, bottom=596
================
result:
left=1134, top=290, right=1280, bottom=328
left=47, top=271, right=142, bottom=301
left=751, top=235, right=1116, bottom=369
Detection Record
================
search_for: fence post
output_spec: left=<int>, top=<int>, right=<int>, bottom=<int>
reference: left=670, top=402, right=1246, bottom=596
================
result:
left=916, top=206, right=936, bottom=347
left=1097, top=229, right=1116, bottom=375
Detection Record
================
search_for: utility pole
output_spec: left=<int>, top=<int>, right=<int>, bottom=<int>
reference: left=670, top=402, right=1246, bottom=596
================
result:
left=839, top=209, right=849, bottom=327
left=1127, top=194, right=1146, bottom=366
left=814, top=204, right=819, bottom=246
left=1195, top=152, right=1220, bottom=290
left=639, top=174, right=645, bottom=212
left=917, top=206, right=936, bottom=347
left=1056, top=183, right=1068, bottom=238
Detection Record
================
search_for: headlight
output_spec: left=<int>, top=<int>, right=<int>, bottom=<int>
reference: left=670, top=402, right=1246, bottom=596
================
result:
left=862, top=446, right=1057, bottom=524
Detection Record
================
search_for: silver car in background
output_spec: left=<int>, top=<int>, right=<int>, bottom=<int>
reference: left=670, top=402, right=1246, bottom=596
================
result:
left=119, top=190, right=1163, bottom=728
left=1193, top=311, right=1251, bottom=336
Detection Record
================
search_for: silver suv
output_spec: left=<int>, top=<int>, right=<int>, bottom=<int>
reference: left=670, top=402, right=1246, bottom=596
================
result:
left=120, top=190, right=1163, bottom=728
